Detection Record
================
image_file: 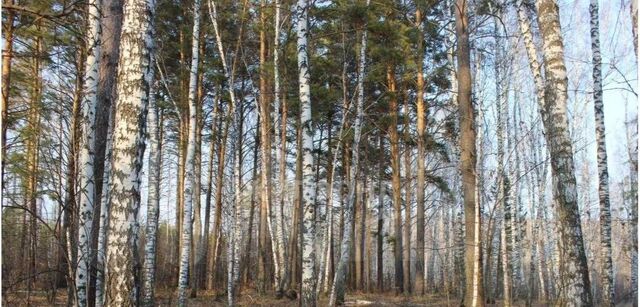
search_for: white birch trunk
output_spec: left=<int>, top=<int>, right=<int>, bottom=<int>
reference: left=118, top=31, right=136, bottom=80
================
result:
left=516, top=0, right=546, bottom=113
left=296, top=0, right=317, bottom=304
left=176, top=0, right=201, bottom=304
left=103, top=0, right=155, bottom=304
left=76, top=1, right=101, bottom=304
left=589, top=1, right=614, bottom=304
left=271, top=0, right=287, bottom=294
left=329, top=2, right=368, bottom=303
left=535, top=0, right=593, bottom=304
left=141, top=85, right=161, bottom=307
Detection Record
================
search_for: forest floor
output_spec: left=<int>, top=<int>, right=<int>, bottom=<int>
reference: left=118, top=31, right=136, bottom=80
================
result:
left=8, top=288, right=626, bottom=306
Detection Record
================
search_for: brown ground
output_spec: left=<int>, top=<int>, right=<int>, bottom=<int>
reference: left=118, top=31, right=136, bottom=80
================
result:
left=4, top=289, right=564, bottom=306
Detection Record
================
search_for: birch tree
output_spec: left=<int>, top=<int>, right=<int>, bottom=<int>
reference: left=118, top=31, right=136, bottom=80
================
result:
left=175, top=0, right=201, bottom=304
left=141, top=86, right=161, bottom=307
left=329, top=1, right=369, bottom=302
left=207, top=0, right=242, bottom=303
left=296, top=0, right=317, bottom=304
left=272, top=0, right=287, bottom=295
left=103, top=0, right=156, bottom=304
left=535, top=0, right=592, bottom=304
left=588, top=0, right=614, bottom=304
left=76, top=0, right=101, bottom=304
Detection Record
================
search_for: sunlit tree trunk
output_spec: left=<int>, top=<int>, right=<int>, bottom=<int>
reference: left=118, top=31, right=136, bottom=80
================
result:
left=455, top=0, right=484, bottom=305
left=103, top=0, right=156, bottom=304
left=76, top=1, right=102, bottom=304
left=176, top=0, right=201, bottom=304
left=414, top=6, right=426, bottom=296
left=535, top=0, right=593, bottom=304
left=93, top=0, right=123, bottom=303
left=296, top=0, right=317, bottom=304
left=271, top=0, right=287, bottom=294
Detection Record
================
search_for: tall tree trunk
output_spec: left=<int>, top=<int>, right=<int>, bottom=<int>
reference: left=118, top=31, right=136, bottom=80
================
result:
left=76, top=1, right=102, bottom=304
left=242, top=115, right=260, bottom=286
left=402, top=84, right=412, bottom=294
left=227, top=87, right=244, bottom=306
left=414, top=6, right=426, bottom=296
left=141, top=87, right=162, bottom=307
left=1, top=3, right=15, bottom=182
left=455, top=0, right=484, bottom=305
left=387, top=64, right=404, bottom=295
left=329, top=9, right=368, bottom=303
left=285, top=113, right=303, bottom=291
left=176, top=0, right=201, bottom=303
left=271, top=0, right=287, bottom=294
left=62, top=44, right=85, bottom=307
left=95, top=94, right=116, bottom=307
left=103, top=0, right=156, bottom=304
left=535, top=0, right=593, bottom=304
left=588, top=1, right=614, bottom=304
left=296, top=0, right=317, bottom=304
left=493, top=17, right=511, bottom=307
left=321, top=31, right=351, bottom=293
left=258, top=0, right=274, bottom=294
left=199, top=95, right=219, bottom=290
left=25, top=28, right=43, bottom=305
left=92, top=0, right=123, bottom=303
left=208, top=0, right=243, bottom=301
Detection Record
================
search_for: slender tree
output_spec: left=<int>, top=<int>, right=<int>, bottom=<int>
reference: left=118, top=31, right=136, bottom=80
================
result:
left=176, top=0, right=201, bottom=304
left=455, top=0, right=484, bottom=305
left=76, top=0, right=102, bottom=304
left=329, top=1, right=369, bottom=302
left=588, top=0, right=614, bottom=304
left=414, top=5, right=426, bottom=296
